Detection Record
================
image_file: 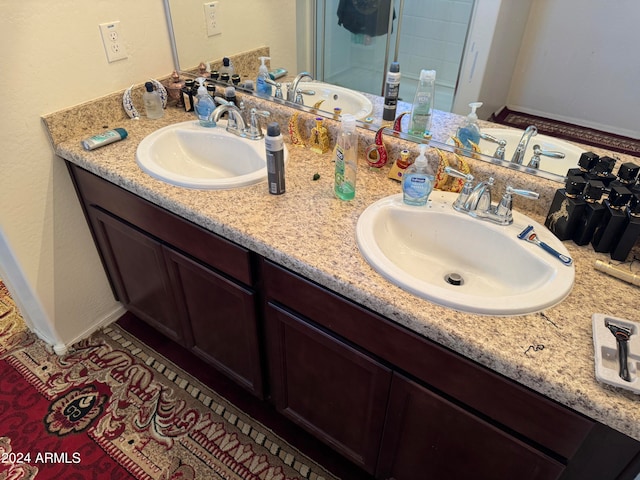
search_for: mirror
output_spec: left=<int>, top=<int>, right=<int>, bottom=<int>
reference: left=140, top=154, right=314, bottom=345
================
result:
left=163, top=0, right=582, bottom=183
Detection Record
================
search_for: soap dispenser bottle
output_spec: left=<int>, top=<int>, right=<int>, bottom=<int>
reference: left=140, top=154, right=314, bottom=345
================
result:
left=572, top=180, right=606, bottom=245
left=256, top=56, right=273, bottom=96
left=408, top=69, right=436, bottom=138
left=403, top=144, right=435, bottom=206
left=456, top=102, right=483, bottom=149
left=544, top=175, right=587, bottom=240
left=591, top=185, right=633, bottom=252
left=334, top=114, right=358, bottom=201
left=143, top=81, right=164, bottom=119
left=194, top=78, right=216, bottom=127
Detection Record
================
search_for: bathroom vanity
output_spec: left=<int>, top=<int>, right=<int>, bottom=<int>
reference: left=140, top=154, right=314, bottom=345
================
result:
left=47, top=92, right=640, bottom=479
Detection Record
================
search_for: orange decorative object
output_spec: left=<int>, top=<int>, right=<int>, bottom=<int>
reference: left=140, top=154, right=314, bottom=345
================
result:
left=365, top=126, right=388, bottom=168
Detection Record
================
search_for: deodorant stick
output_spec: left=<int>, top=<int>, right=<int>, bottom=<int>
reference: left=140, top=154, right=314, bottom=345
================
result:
left=265, top=122, right=285, bottom=195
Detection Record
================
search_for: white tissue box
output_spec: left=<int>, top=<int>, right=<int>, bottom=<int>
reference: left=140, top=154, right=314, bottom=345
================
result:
left=592, top=313, right=640, bottom=394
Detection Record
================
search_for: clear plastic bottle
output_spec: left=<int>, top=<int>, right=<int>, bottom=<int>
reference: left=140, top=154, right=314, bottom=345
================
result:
left=219, top=57, right=234, bottom=81
left=256, top=56, right=273, bottom=96
left=194, top=78, right=216, bottom=127
left=408, top=69, right=436, bottom=138
left=456, top=101, right=483, bottom=148
left=334, top=114, right=358, bottom=201
left=143, top=81, right=164, bottom=119
left=403, top=144, right=435, bottom=206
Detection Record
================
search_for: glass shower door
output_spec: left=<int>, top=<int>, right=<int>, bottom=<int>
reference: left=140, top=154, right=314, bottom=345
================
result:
left=315, top=0, right=475, bottom=113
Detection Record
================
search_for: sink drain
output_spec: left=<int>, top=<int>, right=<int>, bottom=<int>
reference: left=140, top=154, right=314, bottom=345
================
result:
left=445, top=273, right=464, bottom=286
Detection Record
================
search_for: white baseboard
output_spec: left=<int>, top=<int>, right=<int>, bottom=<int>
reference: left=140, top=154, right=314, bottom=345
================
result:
left=33, top=305, right=127, bottom=356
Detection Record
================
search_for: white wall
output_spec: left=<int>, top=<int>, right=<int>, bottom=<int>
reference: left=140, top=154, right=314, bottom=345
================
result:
left=169, top=0, right=298, bottom=73
left=1, top=1, right=297, bottom=353
left=507, top=0, right=639, bottom=138
left=0, top=0, right=175, bottom=352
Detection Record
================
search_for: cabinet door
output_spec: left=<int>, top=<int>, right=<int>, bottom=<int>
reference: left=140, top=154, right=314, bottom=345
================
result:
left=265, top=304, right=391, bottom=474
left=88, top=207, right=185, bottom=344
left=166, top=249, right=263, bottom=397
left=377, top=373, right=565, bottom=480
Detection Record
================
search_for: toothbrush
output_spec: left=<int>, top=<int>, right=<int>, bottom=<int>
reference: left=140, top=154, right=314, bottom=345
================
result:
left=605, top=320, right=633, bottom=382
left=517, top=225, right=573, bottom=266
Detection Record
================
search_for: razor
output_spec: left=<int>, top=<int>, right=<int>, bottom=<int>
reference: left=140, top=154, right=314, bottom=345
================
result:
left=517, top=225, right=573, bottom=266
left=605, top=320, right=633, bottom=382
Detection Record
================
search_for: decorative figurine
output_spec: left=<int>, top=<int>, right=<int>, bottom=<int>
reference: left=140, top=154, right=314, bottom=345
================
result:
left=309, top=117, right=330, bottom=154
left=288, top=112, right=306, bottom=148
left=365, top=126, right=388, bottom=168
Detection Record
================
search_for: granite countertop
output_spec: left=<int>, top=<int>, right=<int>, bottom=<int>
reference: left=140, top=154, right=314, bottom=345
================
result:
left=43, top=92, right=640, bottom=442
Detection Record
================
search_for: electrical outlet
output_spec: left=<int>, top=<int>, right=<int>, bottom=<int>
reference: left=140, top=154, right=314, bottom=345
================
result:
left=204, top=2, right=221, bottom=37
left=99, top=21, right=128, bottom=63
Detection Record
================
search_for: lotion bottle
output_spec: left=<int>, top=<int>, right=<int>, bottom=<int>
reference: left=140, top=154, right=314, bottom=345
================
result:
left=544, top=175, right=587, bottom=240
left=403, top=144, right=434, bottom=206
left=334, top=114, right=358, bottom=201
left=610, top=193, right=640, bottom=261
left=143, top=81, right=164, bottom=119
left=572, top=180, right=606, bottom=245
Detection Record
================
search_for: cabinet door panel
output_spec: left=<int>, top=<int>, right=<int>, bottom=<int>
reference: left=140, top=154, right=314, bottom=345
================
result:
left=89, top=207, right=185, bottom=344
left=377, top=373, right=564, bottom=480
left=265, top=304, right=391, bottom=474
left=166, top=249, right=262, bottom=397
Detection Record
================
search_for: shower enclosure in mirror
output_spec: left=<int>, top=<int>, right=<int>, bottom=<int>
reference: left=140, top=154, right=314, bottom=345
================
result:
left=314, top=0, right=474, bottom=113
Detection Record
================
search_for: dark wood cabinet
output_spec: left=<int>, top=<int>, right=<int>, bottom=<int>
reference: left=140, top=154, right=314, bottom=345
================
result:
left=265, top=303, right=391, bottom=474
left=377, top=373, right=564, bottom=480
left=67, top=162, right=640, bottom=479
left=68, top=164, right=263, bottom=397
left=165, top=249, right=262, bottom=394
left=89, top=207, right=186, bottom=344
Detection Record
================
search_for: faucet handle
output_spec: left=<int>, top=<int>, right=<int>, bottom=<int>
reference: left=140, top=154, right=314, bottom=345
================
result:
left=495, top=186, right=539, bottom=223
left=444, top=167, right=475, bottom=211
left=526, top=145, right=566, bottom=168
left=247, top=108, right=270, bottom=140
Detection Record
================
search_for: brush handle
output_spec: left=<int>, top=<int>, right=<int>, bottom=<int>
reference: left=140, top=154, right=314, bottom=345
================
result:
left=538, top=241, right=573, bottom=266
left=616, top=337, right=631, bottom=382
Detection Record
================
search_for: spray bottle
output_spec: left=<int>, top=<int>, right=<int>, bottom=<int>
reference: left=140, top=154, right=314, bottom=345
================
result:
left=256, top=57, right=273, bottom=96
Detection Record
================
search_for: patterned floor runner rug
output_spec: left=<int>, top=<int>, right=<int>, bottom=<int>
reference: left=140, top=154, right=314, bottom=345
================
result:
left=490, top=107, right=640, bottom=157
left=0, top=281, right=336, bottom=480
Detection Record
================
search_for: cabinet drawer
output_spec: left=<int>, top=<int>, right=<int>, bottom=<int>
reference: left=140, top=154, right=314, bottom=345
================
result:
left=378, top=373, right=564, bottom=480
left=261, top=259, right=593, bottom=460
left=68, top=163, right=253, bottom=285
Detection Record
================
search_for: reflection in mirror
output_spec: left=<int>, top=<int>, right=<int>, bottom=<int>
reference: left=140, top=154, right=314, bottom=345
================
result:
left=165, top=0, right=630, bottom=183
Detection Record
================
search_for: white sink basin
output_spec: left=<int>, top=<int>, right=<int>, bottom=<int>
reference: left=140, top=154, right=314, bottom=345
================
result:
left=356, top=192, right=575, bottom=315
left=283, top=82, right=373, bottom=120
left=480, top=128, right=586, bottom=176
left=136, top=120, right=288, bottom=189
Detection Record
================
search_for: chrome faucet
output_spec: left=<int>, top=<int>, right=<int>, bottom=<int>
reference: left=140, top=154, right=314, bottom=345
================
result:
left=445, top=167, right=539, bottom=225
left=210, top=98, right=246, bottom=132
left=510, top=125, right=538, bottom=165
left=287, top=72, right=313, bottom=103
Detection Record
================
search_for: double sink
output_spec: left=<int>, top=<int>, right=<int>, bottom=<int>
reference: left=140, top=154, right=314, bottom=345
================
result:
left=135, top=120, right=575, bottom=316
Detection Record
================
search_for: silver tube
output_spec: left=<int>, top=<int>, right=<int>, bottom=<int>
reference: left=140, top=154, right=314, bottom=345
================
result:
left=381, top=0, right=396, bottom=95
left=394, top=0, right=405, bottom=61
left=162, top=0, right=180, bottom=72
